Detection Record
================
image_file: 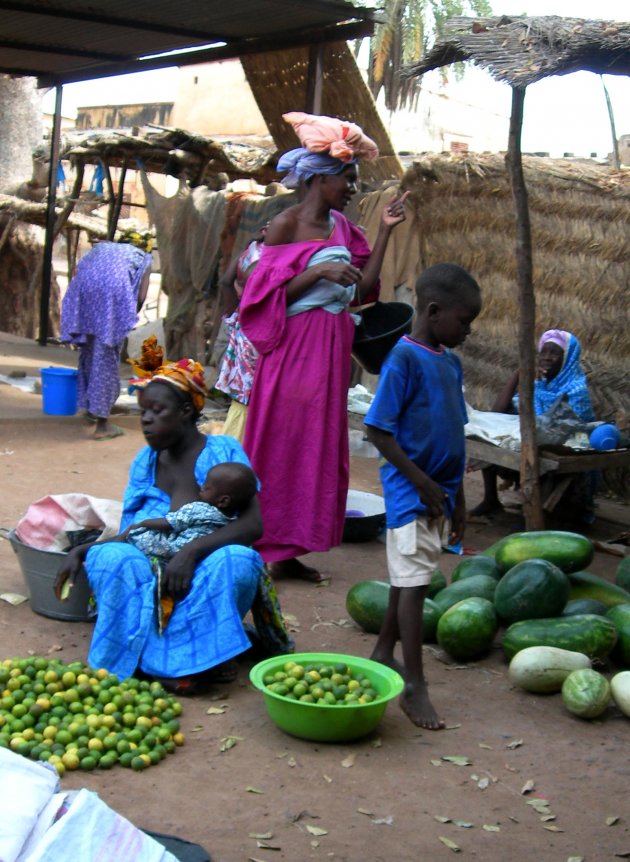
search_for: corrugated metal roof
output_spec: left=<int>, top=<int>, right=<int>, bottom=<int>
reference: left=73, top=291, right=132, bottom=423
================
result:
left=0, top=0, right=374, bottom=86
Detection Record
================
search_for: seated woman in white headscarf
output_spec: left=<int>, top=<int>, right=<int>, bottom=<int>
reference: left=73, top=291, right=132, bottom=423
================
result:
left=470, top=329, right=594, bottom=517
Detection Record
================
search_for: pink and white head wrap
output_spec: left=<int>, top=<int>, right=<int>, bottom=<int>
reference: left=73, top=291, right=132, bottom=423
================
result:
left=282, top=112, right=379, bottom=162
left=539, top=329, right=570, bottom=355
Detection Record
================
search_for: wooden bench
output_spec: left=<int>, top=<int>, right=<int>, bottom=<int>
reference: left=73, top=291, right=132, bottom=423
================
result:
left=466, top=438, right=630, bottom=514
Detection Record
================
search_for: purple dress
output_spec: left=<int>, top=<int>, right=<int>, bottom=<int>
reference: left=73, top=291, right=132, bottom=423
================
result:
left=239, top=211, right=375, bottom=562
left=61, top=242, right=152, bottom=418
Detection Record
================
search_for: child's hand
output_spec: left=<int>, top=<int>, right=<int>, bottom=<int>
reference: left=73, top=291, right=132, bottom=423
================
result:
left=416, top=474, right=446, bottom=520
left=450, top=504, right=466, bottom=545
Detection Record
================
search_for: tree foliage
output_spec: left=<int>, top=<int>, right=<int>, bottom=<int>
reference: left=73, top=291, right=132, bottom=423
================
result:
left=356, top=0, right=493, bottom=111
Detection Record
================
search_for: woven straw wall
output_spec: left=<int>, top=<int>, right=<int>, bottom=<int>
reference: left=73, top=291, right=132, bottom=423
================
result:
left=241, top=43, right=403, bottom=187
left=401, top=155, right=629, bottom=431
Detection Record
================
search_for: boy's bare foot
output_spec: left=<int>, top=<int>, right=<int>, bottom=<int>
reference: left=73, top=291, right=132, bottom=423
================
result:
left=400, top=681, right=445, bottom=730
left=468, top=499, right=504, bottom=518
left=369, top=650, right=404, bottom=678
left=268, top=558, right=328, bottom=584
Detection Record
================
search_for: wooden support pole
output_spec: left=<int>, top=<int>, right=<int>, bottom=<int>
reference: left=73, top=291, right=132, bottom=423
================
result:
left=600, top=75, right=620, bottom=170
left=505, top=86, right=544, bottom=530
left=306, top=43, right=325, bottom=114
left=109, top=163, right=128, bottom=239
left=103, top=162, right=116, bottom=239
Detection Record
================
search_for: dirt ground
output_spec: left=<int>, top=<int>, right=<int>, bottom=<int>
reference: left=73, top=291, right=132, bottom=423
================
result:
left=1, top=339, right=629, bottom=862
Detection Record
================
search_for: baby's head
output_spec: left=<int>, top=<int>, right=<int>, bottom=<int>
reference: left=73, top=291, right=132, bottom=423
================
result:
left=200, top=462, right=257, bottom=514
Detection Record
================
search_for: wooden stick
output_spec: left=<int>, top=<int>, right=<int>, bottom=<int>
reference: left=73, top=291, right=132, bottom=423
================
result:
left=505, top=86, right=544, bottom=529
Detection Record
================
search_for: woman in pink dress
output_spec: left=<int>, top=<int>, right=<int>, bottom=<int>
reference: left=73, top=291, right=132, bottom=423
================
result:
left=240, top=147, right=408, bottom=581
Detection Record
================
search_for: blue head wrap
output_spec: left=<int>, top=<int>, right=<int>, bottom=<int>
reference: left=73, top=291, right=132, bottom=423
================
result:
left=277, top=147, right=356, bottom=188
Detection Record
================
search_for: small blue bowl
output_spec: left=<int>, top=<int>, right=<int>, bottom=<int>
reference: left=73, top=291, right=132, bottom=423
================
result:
left=589, top=424, right=620, bottom=451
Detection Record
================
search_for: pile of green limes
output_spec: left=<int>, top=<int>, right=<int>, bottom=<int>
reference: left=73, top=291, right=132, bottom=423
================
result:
left=263, top=660, right=379, bottom=705
left=0, top=657, right=184, bottom=775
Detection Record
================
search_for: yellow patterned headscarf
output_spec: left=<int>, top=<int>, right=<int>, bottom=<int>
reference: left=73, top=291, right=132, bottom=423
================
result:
left=127, top=335, right=165, bottom=378
left=117, top=228, right=154, bottom=253
left=132, top=358, right=208, bottom=412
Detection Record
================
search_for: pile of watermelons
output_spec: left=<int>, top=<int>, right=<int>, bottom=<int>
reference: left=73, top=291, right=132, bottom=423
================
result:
left=346, top=532, right=630, bottom=720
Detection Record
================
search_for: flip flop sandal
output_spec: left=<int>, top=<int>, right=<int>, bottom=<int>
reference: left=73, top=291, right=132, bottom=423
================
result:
left=200, top=660, right=239, bottom=685
left=152, top=676, right=199, bottom=697
left=93, top=424, right=125, bottom=440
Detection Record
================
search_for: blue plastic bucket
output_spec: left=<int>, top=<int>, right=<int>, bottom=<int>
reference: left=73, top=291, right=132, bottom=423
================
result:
left=40, top=367, right=78, bottom=416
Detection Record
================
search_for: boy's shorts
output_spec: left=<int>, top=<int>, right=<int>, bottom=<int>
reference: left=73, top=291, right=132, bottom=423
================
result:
left=386, top=517, right=444, bottom=588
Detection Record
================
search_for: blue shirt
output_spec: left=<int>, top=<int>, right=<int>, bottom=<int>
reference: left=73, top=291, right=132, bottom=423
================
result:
left=364, top=336, right=468, bottom=529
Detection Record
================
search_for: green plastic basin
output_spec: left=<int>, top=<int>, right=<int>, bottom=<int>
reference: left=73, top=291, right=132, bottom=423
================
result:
left=249, top=651, right=404, bottom=743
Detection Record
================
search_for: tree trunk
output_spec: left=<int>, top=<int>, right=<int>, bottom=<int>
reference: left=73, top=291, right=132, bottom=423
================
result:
left=0, top=76, right=60, bottom=338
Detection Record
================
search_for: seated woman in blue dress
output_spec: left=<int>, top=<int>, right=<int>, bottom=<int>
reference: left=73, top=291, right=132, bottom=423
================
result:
left=55, top=359, right=284, bottom=694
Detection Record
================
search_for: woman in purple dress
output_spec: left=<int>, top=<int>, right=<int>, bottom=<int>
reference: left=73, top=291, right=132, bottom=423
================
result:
left=240, top=147, right=408, bottom=581
left=61, top=238, right=152, bottom=440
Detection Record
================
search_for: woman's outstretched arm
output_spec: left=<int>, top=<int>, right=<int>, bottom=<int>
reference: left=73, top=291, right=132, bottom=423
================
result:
left=357, top=191, right=409, bottom=300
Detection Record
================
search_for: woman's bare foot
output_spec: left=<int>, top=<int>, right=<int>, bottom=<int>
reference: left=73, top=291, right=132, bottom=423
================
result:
left=400, top=681, right=445, bottom=730
left=269, top=558, right=328, bottom=583
left=468, top=498, right=504, bottom=518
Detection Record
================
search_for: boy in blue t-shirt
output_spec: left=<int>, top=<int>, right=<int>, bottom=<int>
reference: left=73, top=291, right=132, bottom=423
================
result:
left=364, top=263, right=481, bottom=729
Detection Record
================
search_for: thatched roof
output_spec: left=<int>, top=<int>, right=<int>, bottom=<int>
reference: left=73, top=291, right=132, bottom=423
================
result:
left=400, top=153, right=629, bottom=442
left=60, top=126, right=278, bottom=185
left=242, top=42, right=403, bottom=186
left=59, top=60, right=403, bottom=189
left=405, top=16, right=630, bottom=87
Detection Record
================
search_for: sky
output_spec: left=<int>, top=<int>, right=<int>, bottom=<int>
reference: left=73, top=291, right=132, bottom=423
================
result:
left=41, top=0, right=630, bottom=159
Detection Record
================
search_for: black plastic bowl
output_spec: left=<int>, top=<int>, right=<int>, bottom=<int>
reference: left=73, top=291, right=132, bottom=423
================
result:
left=352, top=301, right=415, bottom=375
left=342, top=490, right=386, bottom=543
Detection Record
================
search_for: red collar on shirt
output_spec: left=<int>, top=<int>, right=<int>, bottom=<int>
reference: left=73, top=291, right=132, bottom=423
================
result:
left=402, top=335, right=445, bottom=355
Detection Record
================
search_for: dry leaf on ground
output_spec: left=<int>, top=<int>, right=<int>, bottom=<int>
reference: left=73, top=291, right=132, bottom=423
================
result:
left=520, top=779, right=535, bottom=794
left=341, top=753, right=356, bottom=768
left=306, top=825, right=328, bottom=836
left=245, top=786, right=264, bottom=794
left=439, top=836, right=461, bottom=852
left=442, top=756, right=471, bottom=766
left=0, top=592, right=28, bottom=605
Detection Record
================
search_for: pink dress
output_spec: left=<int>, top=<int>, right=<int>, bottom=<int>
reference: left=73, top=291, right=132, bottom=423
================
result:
left=240, top=211, right=376, bottom=563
